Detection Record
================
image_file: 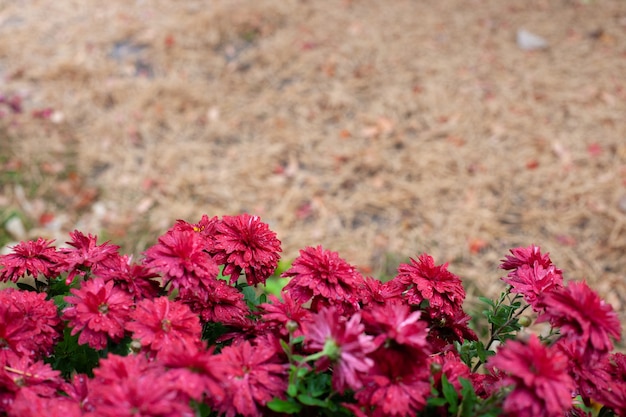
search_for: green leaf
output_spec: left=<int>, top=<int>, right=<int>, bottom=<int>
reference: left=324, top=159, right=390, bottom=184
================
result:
left=459, top=378, right=478, bottom=417
left=287, top=382, right=298, bottom=397
left=441, top=375, right=459, bottom=414
left=267, top=398, right=302, bottom=414
left=478, top=296, right=495, bottom=307
left=297, top=394, right=329, bottom=407
left=427, top=397, right=448, bottom=407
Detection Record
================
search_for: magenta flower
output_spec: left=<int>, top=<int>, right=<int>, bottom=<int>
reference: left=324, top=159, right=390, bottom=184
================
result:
left=361, top=304, right=429, bottom=354
left=58, top=230, right=120, bottom=284
left=257, top=292, right=313, bottom=338
left=0, top=238, right=62, bottom=282
left=488, top=334, right=575, bottom=417
left=431, top=351, right=471, bottom=393
left=357, top=276, right=404, bottom=307
left=500, top=244, right=561, bottom=273
left=63, top=277, right=133, bottom=349
left=303, top=307, right=377, bottom=393
left=0, top=289, right=61, bottom=359
left=95, top=254, right=161, bottom=300
left=143, top=228, right=219, bottom=292
left=126, top=297, right=202, bottom=357
left=177, top=279, right=252, bottom=329
left=210, top=339, right=288, bottom=417
left=503, top=263, right=563, bottom=310
left=9, top=389, right=82, bottom=417
left=537, top=280, right=621, bottom=361
left=282, top=246, right=363, bottom=312
left=595, top=353, right=626, bottom=416
left=0, top=353, right=62, bottom=413
left=89, top=354, right=194, bottom=417
left=211, top=214, right=282, bottom=286
left=394, top=254, right=466, bottom=317
left=352, top=347, right=431, bottom=416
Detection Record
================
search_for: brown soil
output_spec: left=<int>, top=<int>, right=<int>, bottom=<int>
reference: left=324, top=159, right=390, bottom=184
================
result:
left=1, top=0, right=625, bottom=319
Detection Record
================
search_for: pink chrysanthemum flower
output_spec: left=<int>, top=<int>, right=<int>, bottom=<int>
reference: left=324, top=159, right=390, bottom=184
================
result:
left=487, top=334, right=575, bottom=417
left=0, top=289, right=61, bottom=359
left=351, top=347, right=431, bottom=417
left=537, top=280, right=621, bottom=361
left=257, top=292, right=313, bottom=338
left=500, top=244, right=561, bottom=272
left=595, top=353, right=626, bottom=416
left=361, top=304, right=429, bottom=354
left=0, top=238, right=62, bottom=282
left=503, top=263, right=563, bottom=310
left=143, top=228, right=219, bottom=293
left=424, top=308, right=478, bottom=353
left=303, top=307, right=376, bottom=393
left=394, top=254, right=466, bottom=317
left=177, top=279, right=252, bottom=329
left=357, top=276, right=404, bottom=308
left=211, top=214, right=282, bottom=286
left=9, top=389, right=82, bottom=417
left=95, top=254, right=161, bottom=300
left=210, top=339, right=288, bottom=417
left=89, top=354, right=194, bottom=417
left=173, top=214, right=219, bottom=251
left=63, top=277, right=133, bottom=349
left=431, top=351, right=471, bottom=392
left=0, top=352, right=62, bottom=413
left=159, top=340, right=226, bottom=404
left=58, top=230, right=120, bottom=285
left=282, top=246, right=363, bottom=312
left=126, top=296, right=201, bottom=357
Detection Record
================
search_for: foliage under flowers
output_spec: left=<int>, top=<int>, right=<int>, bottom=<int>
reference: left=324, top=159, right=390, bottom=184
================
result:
left=0, top=213, right=624, bottom=417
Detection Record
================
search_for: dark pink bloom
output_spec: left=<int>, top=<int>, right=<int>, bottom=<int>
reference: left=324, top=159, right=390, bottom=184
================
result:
left=210, top=339, right=288, bottom=417
left=143, top=228, right=219, bottom=293
left=282, top=246, right=363, bottom=312
left=257, top=292, right=313, bottom=338
left=126, top=297, right=201, bottom=357
left=58, top=230, right=120, bottom=284
left=303, top=307, right=376, bottom=393
left=500, top=245, right=561, bottom=273
left=210, top=214, right=282, bottom=286
left=177, top=279, right=252, bottom=329
left=63, top=277, right=133, bottom=349
left=503, top=263, right=563, bottom=310
left=488, top=334, right=575, bottom=417
left=0, top=289, right=61, bottom=359
left=361, top=304, right=429, bottom=354
left=89, top=354, right=193, bottom=417
left=357, top=276, right=404, bottom=307
left=95, top=254, right=161, bottom=300
left=594, top=353, right=626, bottom=416
left=9, top=389, right=82, bottom=417
left=394, top=254, right=466, bottom=317
left=158, top=340, right=226, bottom=403
left=0, top=238, right=62, bottom=282
left=424, top=307, right=478, bottom=353
left=353, top=347, right=431, bottom=416
left=431, top=351, right=471, bottom=393
left=173, top=214, right=219, bottom=251
left=537, top=281, right=621, bottom=361
left=0, top=353, right=62, bottom=413
left=556, top=340, right=612, bottom=401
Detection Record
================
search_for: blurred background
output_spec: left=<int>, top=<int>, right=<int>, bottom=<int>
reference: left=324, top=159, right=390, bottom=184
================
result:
left=0, top=0, right=625, bottom=320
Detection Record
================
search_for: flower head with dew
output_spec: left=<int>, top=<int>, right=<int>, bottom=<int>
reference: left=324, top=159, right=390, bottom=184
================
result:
left=62, top=277, right=133, bottom=350
left=211, top=214, right=282, bottom=286
left=537, top=280, right=621, bottom=362
left=302, top=307, right=377, bottom=393
left=487, top=334, right=575, bottom=417
left=143, top=227, right=219, bottom=293
left=282, top=246, right=364, bottom=313
left=0, top=238, right=62, bottom=283
left=125, top=296, right=202, bottom=358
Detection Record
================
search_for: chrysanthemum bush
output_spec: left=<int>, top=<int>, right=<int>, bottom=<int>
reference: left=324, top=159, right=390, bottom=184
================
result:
left=0, top=213, right=624, bottom=417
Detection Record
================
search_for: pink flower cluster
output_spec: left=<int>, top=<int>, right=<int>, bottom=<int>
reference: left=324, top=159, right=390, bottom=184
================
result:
left=0, top=217, right=623, bottom=417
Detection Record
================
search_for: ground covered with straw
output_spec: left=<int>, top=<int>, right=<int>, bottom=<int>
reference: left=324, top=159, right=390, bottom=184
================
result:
left=1, top=0, right=625, bottom=323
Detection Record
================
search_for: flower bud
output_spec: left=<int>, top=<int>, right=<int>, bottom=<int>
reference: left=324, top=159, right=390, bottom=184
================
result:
left=518, top=316, right=532, bottom=328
